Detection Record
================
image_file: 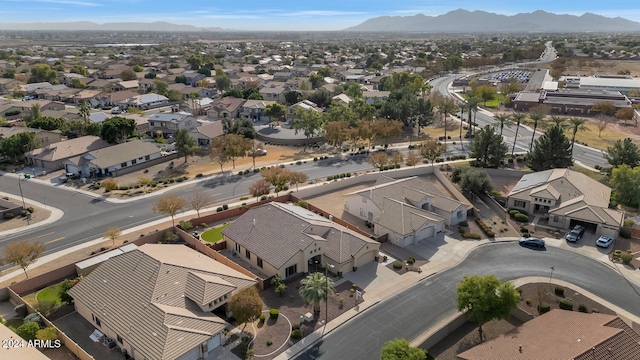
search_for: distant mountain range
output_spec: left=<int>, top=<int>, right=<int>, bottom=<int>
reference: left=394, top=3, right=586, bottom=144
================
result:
left=0, top=21, right=223, bottom=32
left=345, top=9, right=640, bottom=32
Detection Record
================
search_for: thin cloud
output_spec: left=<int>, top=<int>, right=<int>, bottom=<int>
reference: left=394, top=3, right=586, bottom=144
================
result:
left=281, top=10, right=368, bottom=17
left=37, top=0, right=101, bottom=6
left=202, top=14, right=261, bottom=20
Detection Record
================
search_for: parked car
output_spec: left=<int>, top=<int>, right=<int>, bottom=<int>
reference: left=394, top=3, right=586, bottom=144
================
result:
left=519, top=237, right=545, bottom=248
left=111, top=107, right=122, bottom=114
left=595, top=235, right=614, bottom=248
left=253, top=148, right=267, bottom=156
left=565, top=225, right=586, bottom=242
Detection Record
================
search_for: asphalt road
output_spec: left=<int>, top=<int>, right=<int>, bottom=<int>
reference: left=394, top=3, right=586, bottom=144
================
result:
left=295, top=243, right=640, bottom=359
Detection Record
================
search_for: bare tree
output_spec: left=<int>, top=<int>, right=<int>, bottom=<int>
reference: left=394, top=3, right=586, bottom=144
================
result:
left=260, top=167, right=292, bottom=195
left=597, top=120, right=607, bottom=138
left=104, top=227, right=121, bottom=246
left=4, top=240, right=44, bottom=278
left=189, top=190, right=212, bottom=218
left=406, top=150, right=419, bottom=167
left=368, top=152, right=388, bottom=170
left=209, top=144, right=229, bottom=173
left=420, top=139, right=444, bottom=166
left=249, top=179, right=271, bottom=202
left=288, top=171, right=309, bottom=191
left=153, top=195, right=187, bottom=227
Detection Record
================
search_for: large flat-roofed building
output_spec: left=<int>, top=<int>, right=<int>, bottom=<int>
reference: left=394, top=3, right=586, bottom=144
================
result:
left=512, top=88, right=632, bottom=114
left=564, top=75, right=640, bottom=92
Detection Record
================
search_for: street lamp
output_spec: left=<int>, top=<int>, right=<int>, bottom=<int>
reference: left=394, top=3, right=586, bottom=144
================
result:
left=325, top=263, right=335, bottom=326
left=549, top=266, right=555, bottom=287
left=17, top=174, right=31, bottom=225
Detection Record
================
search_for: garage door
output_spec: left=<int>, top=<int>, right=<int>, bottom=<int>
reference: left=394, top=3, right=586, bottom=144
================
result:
left=416, top=226, right=434, bottom=242
left=356, top=250, right=376, bottom=267
left=598, top=225, right=618, bottom=237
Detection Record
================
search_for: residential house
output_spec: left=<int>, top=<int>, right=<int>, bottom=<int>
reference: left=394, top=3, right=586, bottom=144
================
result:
left=68, top=244, right=256, bottom=360
left=68, top=89, right=101, bottom=105
left=241, top=99, right=277, bottom=122
left=86, top=78, right=120, bottom=91
left=126, top=93, right=169, bottom=110
left=0, top=78, right=22, bottom=94
left=273, top=71, right=293, bottom=82
left=332, top=93, right=353, bottom=105
left=207, top=97, right=244, bottom=120
left=0, top=126, right=62, bottom=148
left=92, top=90, right=137, bottom=109
left=189, top=122, right=224, bottom=147
left=223, top=202, right=380, bottom=279
left=182, top=70, right=206, bottom=86
left=138, top=78, right=155, bottom=93
left=362, top=90, right=391, bottom=105
left=40, top=108, right=82, bottom=121
left=26, top=136, right=110, bottom=171
left=458, top=310, right=640, bottom=360
left=259, top=86, right=286, bottom=103
left=343, top=176, right=472, bottom=248
left=286, top=100, right=323, bottom=121
left=111, top=80, right=139, bottom=92
left=64, top=140, right=161, bottom=177
left=507, top=169, right=622, bottom=236
left=148, top=112, right=199, bottom=137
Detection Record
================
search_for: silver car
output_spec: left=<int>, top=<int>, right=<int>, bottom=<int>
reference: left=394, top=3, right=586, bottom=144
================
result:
left=595, top=235, right=614, bottom=248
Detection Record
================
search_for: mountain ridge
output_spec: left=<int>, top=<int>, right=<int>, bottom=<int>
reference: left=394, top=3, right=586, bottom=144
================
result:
left=345, top=9, right=640, bottom=32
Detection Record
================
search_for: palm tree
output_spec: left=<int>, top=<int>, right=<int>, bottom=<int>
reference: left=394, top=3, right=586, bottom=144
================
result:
left=458, top=102, right=468, bottom=146
left=439, top=97, right=456, bottom=150
left=567, top=117, right=590, bottom=154
left=467, top=97, right=480, bottom=137
left=299, top=272, right=335, bottom=316
left=549, top=116, right=567, bottom=128
left=493, top=114, right=514, bottom=138
left=510, top=112, right=527, bottom=157
left=527, top=110, right=546, bottom=150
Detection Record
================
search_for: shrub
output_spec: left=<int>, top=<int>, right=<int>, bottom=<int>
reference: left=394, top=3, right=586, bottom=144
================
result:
left=554, top=287, right=564, bottom=296
left=176, top=177, right=184, bottom=183
left=216, top=207, right=223, bottom=212
left=458, top=227, right=465, bottom=234
left=407, top=257, right=415, bottom=265
left=118, top=185, right=129, bottom=191
left=613, top=250, right=622, bottom=259
left=269, top=308, right=279, bottom=319
left=508, top=209, right=520, bottom=218
left=514, top=213, right=529, bottom=222
left=34, top=300, right=58, bottom=317
left=559, top=299, right=573, bottom=310
left=24, top=313, right=44, bottom=328
left=538, top=302, right=551, bottom=314
left=620, top=252, right=633, bottom=264
left=266, top=339, right=273, bottom=346
left=101, top=178, right=118, bottom=191
left=259, top=314, right=266, bottom=322
left=160, top=231, right=180, bottom=244
left=222, top=204, right=229, bottom=210
left=26, top=207, right=34, bottom=213
left=16, top=322, right=40, bottom=341
left=3, top=212, right=14, bottom=220
left=578, top=304, right=588, bottom=313
left=240, top=196, right=249, bottom=200
left=620, top=227, right=632, bottom=238
left=624, top=219, right=636, bottom=227
left=291, top=329, right=303, bottom=340
left=392, top=261, right=403, bottom=269
left=462, top=232, right=481, bottom=239
left=36, top=327, right=57, bottom=341
left=458, top=221, right=468, bottom=227
left=179, top=221, right=193, bottom=230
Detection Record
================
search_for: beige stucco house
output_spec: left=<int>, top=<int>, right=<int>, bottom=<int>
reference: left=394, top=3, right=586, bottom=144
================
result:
left=222, top=202, right=380, bottom=278
left=507, top=169, right=622, bottom=236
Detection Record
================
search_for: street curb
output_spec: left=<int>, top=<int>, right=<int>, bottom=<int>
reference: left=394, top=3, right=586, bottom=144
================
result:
left=0, top=191, right=64, bottom=238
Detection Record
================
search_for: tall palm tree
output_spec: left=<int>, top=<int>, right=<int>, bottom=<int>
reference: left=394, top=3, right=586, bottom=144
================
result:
left=510, top=112, right=527, bottom=157
left=466, top=97, right=480, bottom=137
left=567, top=117, right=590, bottom=154
left=439, top=97, right=456, bottom=150
left=527, top=110, right=546, bottom=150
left=494, top=114, right=514, bottom=138
left=549, top=116, right=567, bottom=128
left=299, top=272, right=335, bottom=316
left=458, top=102, right=468, bottom=146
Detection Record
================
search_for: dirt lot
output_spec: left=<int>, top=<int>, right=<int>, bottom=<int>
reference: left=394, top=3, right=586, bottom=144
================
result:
left=0, top=195, right=51, bottom=232
left=426, top=283, right=614, bottom=360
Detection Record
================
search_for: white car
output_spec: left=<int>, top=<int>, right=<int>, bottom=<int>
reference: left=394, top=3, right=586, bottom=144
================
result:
left=595, top=235, right=614, bottom=248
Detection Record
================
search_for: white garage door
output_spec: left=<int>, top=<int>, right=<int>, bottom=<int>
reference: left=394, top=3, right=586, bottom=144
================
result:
left=356, top=250, right=376, bottom=267
left=416, top=226, right=434, bottom=242
left=598, top=225, right=618, bottom=237
left=208, top=334, right=221, bottom=350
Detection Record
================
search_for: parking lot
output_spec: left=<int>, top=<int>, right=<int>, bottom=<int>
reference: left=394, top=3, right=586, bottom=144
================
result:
left=485, top=70, right=533, bottom=84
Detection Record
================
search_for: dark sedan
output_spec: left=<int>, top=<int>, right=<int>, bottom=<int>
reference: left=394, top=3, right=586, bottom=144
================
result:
left=519, top=237, right=545, bottom=248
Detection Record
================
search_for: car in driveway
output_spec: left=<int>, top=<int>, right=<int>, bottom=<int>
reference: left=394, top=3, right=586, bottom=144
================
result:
left=565, top=225, right=586, bottom=242
left=519, top=237, right=545, bottom=248
left=595, top=235, right=614, bottom=248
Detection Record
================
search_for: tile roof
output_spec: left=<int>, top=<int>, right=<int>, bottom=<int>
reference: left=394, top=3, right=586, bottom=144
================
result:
left=68, top=140, right=160, bottom=169
left=68, top=244, right=255, bottom=360
left=30, top=136, right=110, bottom=162
left=193, top=122, right=223, bottom=139
left=375, top=197, right=444, bottom=236
left=458, top=310, right=640, bottom=360
left=222, top=202, right=378, bottom=268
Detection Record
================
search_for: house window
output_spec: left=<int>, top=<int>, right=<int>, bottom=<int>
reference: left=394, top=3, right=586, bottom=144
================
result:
left=235, top=243, right=240, bottom=253
left=257, top=257, right=263, bottom=268
left=553, top=215, right=559, bottom=222
left=245, top=249, right=251, bottom=259
left=457, top=210, right=463, bottom=219
left=513, top=200, right=526, bottom=208
left=120, top=162, right=127, bottom=168
left=285, top=264, right=297, bottom=278
left=360, top=208, right=366, bottom=218
left=117, top=335, right=123, bottom=344
left=145, top=155, right=150, bottom=160
left=150, top=121, right=155, bottom=127
left=95, top=316, right=101, bottom=327
left=131, top=159, right=137, bottom=165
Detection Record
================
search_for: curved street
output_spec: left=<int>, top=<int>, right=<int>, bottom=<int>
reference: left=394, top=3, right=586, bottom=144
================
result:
left=294, top=242, right=640, bottom=359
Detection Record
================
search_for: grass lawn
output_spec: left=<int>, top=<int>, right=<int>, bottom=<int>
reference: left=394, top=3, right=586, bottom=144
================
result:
left=461, top=93, right=507, bottom=109
left=36, top=282, right=63, bottom=305
left=572, top=165, right=610, bottom=184
left=201, top=223, right=231, bottom=243
left=5, top=318, right=23, bottom=328
left=567, top=122, right=627, bottom=151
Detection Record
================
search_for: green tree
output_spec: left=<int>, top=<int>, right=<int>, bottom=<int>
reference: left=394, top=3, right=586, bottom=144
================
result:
left=510, top=112, right=527, bottom=156
left=0, top=132, right=38, bottom=163
left=284, top=90, right=303, bottom=105
left=27, top=116, right=65, bottom=131
left=606, top=138, right=640, bottom=168
left=153, top=78, right=169, bottom=96
left=470, top=125, right=508, bottom=168
left=455, top=168, right=493, bottom=195
left=212, top=134, right=252, bottom=168
left=70, top=65, right=88, bottom=76
left=299, top=272, right=335, bottom=316
left=100, top=116, right=136, bottom=144
left=610, top=165, right=640, bottom=207
left=229, top=286, right=263, bottom=330
left=174, top=129, right=198, bottom=163
left=86, top=122, right=102, bottom=136
left=309, top=73, right=324, bottom=89
left=28, top=64, right=57, bottom=84
left=527, top=125, right=573, bottom=172
left=419, top=139, right=444, bottom=166
left=36, top=327, right=58, bottom=342
left=380, top=339, right=426, bottom=360
left=2, top=68, right=16, bottom=79
left=292, top=108, right=323, bottom=151
left=493, top=114, right=513, bottom=137
left=166, top=89, right=182, bottom=102
left=152, top=195, right=187, bottom=227
left=16, top=322, right=40, bottom=341
left=132, top=64, right=144, bottom=72
left=79, top=101, right=91, bottom=122
left=121, top=69, right=137, bottom=81
left=221, top=117, right=255, bottom=139
left=456, top=275, right=520, bottom=342
left=476, top=85, right=497, bottom=106
left=70, top=78, right=87, bottom=89
left=264, top=103, right=286, bottom=126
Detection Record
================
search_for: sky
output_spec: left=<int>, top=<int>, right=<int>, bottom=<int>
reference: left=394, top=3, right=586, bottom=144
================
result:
left=0, top=0, right=639, bottom=31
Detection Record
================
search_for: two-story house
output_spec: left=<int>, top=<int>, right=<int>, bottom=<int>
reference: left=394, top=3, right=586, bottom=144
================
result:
left=148, top=112, right=199, bottom=137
